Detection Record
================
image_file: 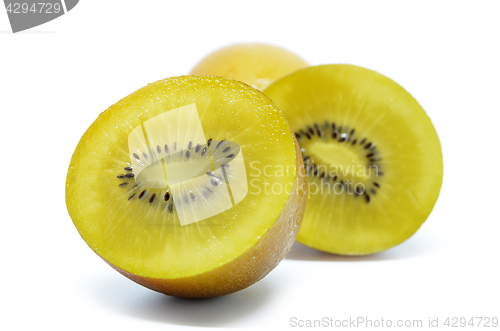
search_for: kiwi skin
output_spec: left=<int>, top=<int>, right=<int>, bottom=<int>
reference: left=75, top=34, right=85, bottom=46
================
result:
left=100, top=134, right=306, bottom=298
left=190, top=43, right=308, bottom=91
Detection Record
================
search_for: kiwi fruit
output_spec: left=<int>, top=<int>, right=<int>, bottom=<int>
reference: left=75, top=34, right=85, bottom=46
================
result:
left=190, top=43, right=308, bottom=91
left=264, top=64, right=443, bottom=255
left=66, top=76, right=306, bottom=298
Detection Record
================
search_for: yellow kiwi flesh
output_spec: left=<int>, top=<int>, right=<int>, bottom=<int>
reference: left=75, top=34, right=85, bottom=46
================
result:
left=264, top=64, right=443, bottom=255
left=190, top=43, right=308, bottom=91
left=66, top=76, right=306, bottom=297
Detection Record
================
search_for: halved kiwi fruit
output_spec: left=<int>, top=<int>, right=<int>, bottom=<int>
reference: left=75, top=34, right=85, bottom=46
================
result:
left=264, top=64, right=443, bottom=255
left=190, top=43, right=308, bottom=91
left=66, top=76, right=306, bottom=298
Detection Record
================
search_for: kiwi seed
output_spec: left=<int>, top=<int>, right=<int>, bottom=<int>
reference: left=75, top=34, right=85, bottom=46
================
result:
left=216, top=140, right=225, bottom=148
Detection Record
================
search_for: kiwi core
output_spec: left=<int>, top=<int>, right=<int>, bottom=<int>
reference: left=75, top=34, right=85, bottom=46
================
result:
left=294, top=122, right=383, bottom=203
left=307, top=141, right=367, bottom=179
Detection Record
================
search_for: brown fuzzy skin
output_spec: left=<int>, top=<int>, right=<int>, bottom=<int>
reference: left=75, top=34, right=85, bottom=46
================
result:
left=104, top=135, right=306, bottom=298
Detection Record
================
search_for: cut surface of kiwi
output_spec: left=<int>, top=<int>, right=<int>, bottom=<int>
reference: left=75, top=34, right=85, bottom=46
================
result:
left=264, top=64, right=443, bottom=255
left=190, top=43, right=308, bottom=91
left=66, top=76, right=306, bottom=297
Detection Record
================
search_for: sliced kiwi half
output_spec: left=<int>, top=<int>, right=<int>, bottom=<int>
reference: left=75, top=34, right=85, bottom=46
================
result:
left=264, top=64, right=443, bottom=255
left=66, top=76, right=306, bottom=298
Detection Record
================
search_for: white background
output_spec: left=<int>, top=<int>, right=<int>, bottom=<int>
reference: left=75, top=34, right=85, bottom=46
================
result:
left=1, top=1, right=499, bottom=330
